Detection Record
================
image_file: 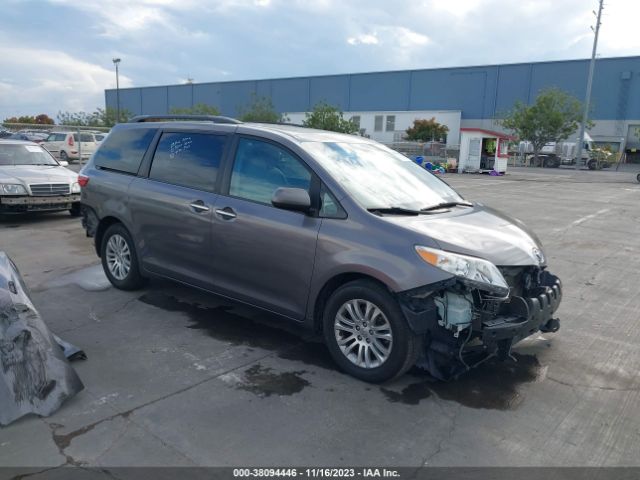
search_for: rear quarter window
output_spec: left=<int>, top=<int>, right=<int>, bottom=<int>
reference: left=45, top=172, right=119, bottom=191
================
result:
left=93, top=128, right=156, bottom=174
left=73, top=133, right=96, bottom=142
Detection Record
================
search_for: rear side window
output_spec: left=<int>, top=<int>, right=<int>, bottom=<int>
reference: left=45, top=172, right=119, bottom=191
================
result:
left=149, top=132, right=226, bottom=192
left=93, top=128, right=156, bottom=174
left=73, top=133, right=95, bottom=142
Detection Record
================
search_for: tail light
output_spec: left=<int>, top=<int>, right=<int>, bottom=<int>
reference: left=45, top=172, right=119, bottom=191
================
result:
left=68, top=135, right=74, bottom=146
left=78, top=175, right=90, bottom=188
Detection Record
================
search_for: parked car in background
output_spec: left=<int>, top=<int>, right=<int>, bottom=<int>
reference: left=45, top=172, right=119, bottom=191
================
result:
left=80, top=116, right=563, bottom=383
left=17, top=130, right=49, bottom=143
left=0, top=127, right=12, bottom=139
left=0, top=139, right=81, bottom=216
left=93, top=133, right=107, bottom=143
left=42, top=131, right=97, bottom=163
left=8, top=132, right=47, bottom=143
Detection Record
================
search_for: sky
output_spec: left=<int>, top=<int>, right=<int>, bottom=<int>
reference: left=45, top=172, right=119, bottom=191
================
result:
left=0, top=0, right=638, bottom=120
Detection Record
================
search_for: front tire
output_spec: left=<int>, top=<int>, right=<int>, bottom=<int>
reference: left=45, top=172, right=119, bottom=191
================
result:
left=100, top=223, right=146, bottom=290
left=69, top=202, right=81, bottom=217
left=60, top=151, right=69, bottom=163
left=323, top=280, right=423, bottom=383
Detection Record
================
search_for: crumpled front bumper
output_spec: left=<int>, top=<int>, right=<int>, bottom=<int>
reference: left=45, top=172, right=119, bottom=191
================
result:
left=0, top=194, right=80, bottom=213
left=482, top=271, right=562, bottom=347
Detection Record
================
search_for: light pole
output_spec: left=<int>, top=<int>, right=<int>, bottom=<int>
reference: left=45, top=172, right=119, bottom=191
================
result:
left=575, top=0, right=603, bottom=169
left=112, top=58, right=121, bottom=124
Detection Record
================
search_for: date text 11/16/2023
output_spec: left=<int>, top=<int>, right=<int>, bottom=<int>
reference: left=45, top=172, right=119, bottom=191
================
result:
left=233, top=468, right=401, bottom=478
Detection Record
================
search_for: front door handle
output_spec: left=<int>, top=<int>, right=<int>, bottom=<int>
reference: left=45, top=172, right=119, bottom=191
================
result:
left=189, top=200, right=210, bottom=213
left=215, top=207, right=237, bottom=220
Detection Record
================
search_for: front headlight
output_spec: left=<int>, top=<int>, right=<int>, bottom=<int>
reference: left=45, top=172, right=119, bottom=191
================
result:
left=0, top=184, right=28, bottom=195
left=415, top=246, right=509, bottom=296
left=71, top=182, right=81, bottom=193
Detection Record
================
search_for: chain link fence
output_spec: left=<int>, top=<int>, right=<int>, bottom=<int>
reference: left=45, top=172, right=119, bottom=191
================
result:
left=1, top=123, right=111, bottom=164
left=386, top=140, right=460, bottom=170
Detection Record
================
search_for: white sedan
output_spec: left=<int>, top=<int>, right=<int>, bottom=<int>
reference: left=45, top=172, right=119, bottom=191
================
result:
left=0, top=139, right=81, bottom=216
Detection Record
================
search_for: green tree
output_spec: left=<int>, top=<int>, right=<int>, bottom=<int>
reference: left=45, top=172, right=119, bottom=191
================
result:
left=238, top=94, right=287, bottom=123
left=93, top=107, right=131, bottom=126
left=169, top=103, right=220, bottom=115
left=57, top=107, right=130, bottom=127
left=302, top=102, right=358, bottom=134
left=3, top=114, right=53, bottom=124
left=498, top=88, right=589, bottom=164
left=405, top=118, right=449, bottom=142
left=57, top=111, right=90, bottom=126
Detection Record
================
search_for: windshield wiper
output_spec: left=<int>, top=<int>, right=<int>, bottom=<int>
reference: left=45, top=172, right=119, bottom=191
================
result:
left=420, top=201, right=473, bottom=212
left=367, top=207, right=422, bottom=216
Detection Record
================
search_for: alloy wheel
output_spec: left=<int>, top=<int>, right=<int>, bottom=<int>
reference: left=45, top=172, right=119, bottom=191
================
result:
left=334, top=299, right=393, bottom=369
left=105, top=234, right=131, bottom=281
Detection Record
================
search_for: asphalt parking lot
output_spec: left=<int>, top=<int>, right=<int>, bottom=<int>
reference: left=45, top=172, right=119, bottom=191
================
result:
left=1, top=167, right=640, bottom=468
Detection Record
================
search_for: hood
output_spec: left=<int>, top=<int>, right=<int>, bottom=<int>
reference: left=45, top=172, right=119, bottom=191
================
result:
left=384, top=204, right=545, bottom=267
left=0, top=165, right=77, bottom=184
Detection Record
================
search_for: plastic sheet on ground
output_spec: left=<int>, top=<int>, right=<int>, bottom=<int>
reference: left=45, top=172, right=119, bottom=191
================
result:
left=0, top=251, right=84, bottom=426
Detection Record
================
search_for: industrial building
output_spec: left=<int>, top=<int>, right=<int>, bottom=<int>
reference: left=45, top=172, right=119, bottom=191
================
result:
left=105, top=55, right=640, bottom=152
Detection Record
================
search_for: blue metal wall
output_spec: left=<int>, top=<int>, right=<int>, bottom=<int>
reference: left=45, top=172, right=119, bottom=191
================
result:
left=105, top=56, right=640, bottom=120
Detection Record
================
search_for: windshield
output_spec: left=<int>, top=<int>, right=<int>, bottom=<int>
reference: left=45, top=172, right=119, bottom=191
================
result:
left=302, top=141, right=464, bottom=210
left=0, top=144, right=59, bottom=166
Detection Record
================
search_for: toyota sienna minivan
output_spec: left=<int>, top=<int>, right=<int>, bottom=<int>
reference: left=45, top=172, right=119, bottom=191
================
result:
left=79, top=115, right=562, bottom=383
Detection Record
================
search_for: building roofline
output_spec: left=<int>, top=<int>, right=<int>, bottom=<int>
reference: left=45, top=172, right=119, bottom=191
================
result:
left=460, top=127, right=516, bottom=140
left=105, top=55, right=640, bottom=94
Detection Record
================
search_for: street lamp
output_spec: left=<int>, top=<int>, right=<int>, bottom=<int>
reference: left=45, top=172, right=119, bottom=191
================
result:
left=112, top=58, right=121, bottom=124
left=575, top=1, right=603, bottom=169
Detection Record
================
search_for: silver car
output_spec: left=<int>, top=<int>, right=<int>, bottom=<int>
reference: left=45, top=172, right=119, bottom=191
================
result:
left=79, top=116, right=562, bottom=383
left=0, top=140, right=81, bottom=216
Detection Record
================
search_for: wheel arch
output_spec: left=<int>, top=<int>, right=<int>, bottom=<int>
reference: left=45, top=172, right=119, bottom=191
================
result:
left=311, top=272, right=391, bottom=333
left=95, top=215, right=126, bottom=257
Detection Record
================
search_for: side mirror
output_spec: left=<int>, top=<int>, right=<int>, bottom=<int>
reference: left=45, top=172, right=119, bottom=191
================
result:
left=59, top=160, right=69, bottom=167
left=271, top=187, right=311, bottom=213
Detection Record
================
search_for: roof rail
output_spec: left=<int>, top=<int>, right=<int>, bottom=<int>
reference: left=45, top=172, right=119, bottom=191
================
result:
left=253, top=121, right=308, bottom=128
left=129, top=115, right=242, bottom=124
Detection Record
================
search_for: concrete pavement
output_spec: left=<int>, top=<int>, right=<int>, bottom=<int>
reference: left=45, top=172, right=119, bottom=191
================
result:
left=1, top=168, right=639, bottom=468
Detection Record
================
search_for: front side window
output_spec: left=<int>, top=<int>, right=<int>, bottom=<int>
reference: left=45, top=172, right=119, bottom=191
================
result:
left=302, top=141, right=463, bottom=211
left=229, top=138, right=311, bottom=205
left=149, top=132, right=226, bottom=192
left=319, top=184, right=346, bottom=218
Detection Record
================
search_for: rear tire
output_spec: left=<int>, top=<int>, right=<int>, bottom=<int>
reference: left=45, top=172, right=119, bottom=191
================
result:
left=637, top=173, right=640, bottom=183
left=588, top=159, right=597, bottom=170
left=100, top=223, right=146, bottom=290
left=322, top=280, right=423, bottom=383
left=60, top=151, right=69, bottom=162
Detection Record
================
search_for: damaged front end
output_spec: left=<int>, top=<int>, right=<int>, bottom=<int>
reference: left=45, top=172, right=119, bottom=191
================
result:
left=398, top=266, right=562, bottom=381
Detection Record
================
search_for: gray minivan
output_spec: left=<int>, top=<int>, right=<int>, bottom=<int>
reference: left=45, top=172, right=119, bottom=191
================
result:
left=79, top=116, right=562, bottom=383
